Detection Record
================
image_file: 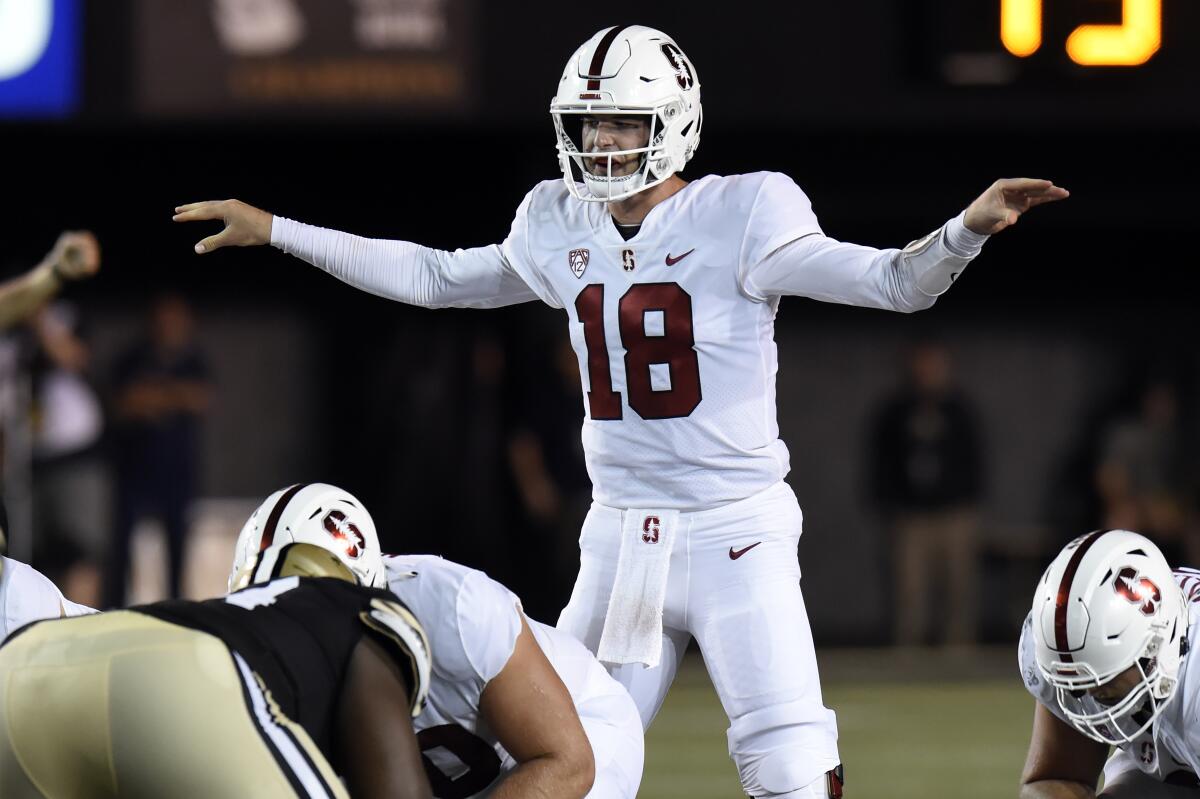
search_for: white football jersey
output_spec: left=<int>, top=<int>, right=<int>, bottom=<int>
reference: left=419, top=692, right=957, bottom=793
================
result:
left=383, top=555, right=635, bottom=797
left=1019, top=568, right=1200, bottom=780
left=0, top=556, right=96, bottom=643
left=502, top=172, right=865, bottom=510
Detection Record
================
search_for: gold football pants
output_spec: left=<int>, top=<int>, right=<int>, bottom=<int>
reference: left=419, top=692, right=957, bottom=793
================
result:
left=0, top=611, right=348, bottom=798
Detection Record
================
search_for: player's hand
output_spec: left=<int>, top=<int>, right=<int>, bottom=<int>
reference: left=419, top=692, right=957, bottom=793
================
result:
left=963, top=178, right=1069, bottom=235
left=173, top=199, right=273, bottom=254
left=46, top=230, right=101, bottom=281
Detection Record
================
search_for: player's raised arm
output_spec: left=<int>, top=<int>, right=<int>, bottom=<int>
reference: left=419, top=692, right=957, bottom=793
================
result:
left=0, top=230, right=101, bottom=330
left=480, top=617, right=596, bottom=799
left=742, top=174, right=1068, bottom=313
left=173, top=197, right=540, bottom=309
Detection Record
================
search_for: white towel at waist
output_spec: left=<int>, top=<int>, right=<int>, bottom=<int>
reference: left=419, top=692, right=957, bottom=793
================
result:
left=596, top=509, right=679, bottom=668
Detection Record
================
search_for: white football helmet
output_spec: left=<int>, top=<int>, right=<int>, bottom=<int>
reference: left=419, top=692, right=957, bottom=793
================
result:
left=1030, top=529, right=1189, bottom=746
left=551, top=25, right=702, bottom=202
left=229, top=483, right=386, bottom=591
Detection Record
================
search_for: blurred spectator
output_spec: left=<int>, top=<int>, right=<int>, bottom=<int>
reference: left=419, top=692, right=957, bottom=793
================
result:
left=1095, top=378, right=1199, bottom=565
left=869, top=339, right=983, bottom=647
left=508, top=330, right=592, bottom=618
left=104, top=294, right=212, bottom=607
left=28, top=302, right=109, bottom=607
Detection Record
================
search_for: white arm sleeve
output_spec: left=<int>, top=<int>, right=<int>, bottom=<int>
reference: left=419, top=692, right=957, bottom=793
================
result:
left=744, top=209, right=989, bottom=312
left=270, top=211, right=541, bottom=310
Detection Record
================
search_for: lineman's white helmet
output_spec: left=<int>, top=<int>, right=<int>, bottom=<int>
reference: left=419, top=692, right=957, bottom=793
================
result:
left=230, top=483, right=386, bottom=591
left=551, top=25, right=702, bottom=202
left=1031, top=529, right=1189, bottom=745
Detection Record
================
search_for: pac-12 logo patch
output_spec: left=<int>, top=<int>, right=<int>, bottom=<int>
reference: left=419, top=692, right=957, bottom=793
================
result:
left=323, top=510, right=366, bottom=560
left=642, top=516, right=660, bottom=544
left=569, top=248, right=590, bottom=279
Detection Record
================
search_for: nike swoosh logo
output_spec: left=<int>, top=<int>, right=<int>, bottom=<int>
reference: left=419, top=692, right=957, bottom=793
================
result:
left=665, top=249, right=695, bottom=266
left=729, top=542, right=762, bottom=560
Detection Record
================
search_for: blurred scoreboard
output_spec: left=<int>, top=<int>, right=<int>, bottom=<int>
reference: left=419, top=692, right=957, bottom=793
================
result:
left=0, top=0, right=80, bottom=118
left=917, top=0, right=1198, bottom=89
left=136, top=0, right=474, bottom=118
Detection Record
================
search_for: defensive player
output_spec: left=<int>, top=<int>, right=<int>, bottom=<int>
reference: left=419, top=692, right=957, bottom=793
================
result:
left=1019, top=529, right=1199, bottom=797
left=0, top=540, right=433, bottom=798
left=175, top=25, right=1067, bottom=798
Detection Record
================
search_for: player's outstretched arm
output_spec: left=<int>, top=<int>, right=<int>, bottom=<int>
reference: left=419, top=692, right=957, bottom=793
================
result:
left=173, top=200, right=273, bottom=254
left=1019, top=703, right=1107, bottom=799
left=0, top=231, right=100, bottom=330
left=337, top=635, right=433, bottom=799
left=480, top=617, right=596, bottom=799
left=963, top=178, right=1069, bottom=236
left=172, top=198, right=539, bottom=309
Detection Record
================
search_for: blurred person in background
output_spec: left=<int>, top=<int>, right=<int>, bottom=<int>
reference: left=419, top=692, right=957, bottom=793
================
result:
left=1096, top=377, right=1199, bottom=567
left=869, top=338, right=984, bottom=647
left=27, top=301, right=108, bottom=608
left=508, top=328, right=593, bottom=618
left=1019, top=529, right=1199, bottom=797
left=104, top=293, right=212, bottom=607
left=0, top=231, right=101, bottom=556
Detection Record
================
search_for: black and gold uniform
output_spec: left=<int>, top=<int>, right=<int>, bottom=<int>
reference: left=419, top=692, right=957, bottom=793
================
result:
left=0, top=544, right=431, bottom=799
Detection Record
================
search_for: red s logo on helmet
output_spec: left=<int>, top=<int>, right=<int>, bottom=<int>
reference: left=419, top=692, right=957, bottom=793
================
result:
left=324, top=510, right=366, bottom=560
left=1114, top=567, right=1162, bottom=616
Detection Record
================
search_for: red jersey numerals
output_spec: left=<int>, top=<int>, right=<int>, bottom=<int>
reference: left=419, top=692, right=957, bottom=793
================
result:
left=575, top=282, right=702, bottom=420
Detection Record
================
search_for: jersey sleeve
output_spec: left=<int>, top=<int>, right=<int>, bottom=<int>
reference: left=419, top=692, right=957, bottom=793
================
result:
left=358, top=593, right=434, bottom=717
left=271, top=218, right=540, bottom=310
left=0, top=556, right=70, bottom=643
left=737, top=171, right=824, bottom=292
left=499, top=185, right=565, bottom=309
left=456, top=570, right=524, bottom=684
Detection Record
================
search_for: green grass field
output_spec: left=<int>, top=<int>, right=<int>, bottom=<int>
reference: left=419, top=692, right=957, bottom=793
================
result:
left=643, top=648, right=1034, bottom=798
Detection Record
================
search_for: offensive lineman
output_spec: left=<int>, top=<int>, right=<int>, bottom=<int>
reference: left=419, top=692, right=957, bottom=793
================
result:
left=0, top=540, right=433, bottom=798
left=1019, top=529, right=1199, bottom=797
left=233, top=483, right=643, bottom=799
left=175, top=25, right=1068, bottom=798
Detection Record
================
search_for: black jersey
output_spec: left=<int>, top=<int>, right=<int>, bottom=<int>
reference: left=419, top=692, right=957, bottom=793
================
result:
left=133, top=576, right=428, bottom=770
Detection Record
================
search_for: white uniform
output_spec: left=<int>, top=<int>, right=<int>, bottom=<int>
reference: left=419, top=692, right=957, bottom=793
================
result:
left=1019, top=568, right=1200, bottom=795
left=0, top=556, right=96, bottom=643
left=383, top=555, right=643, bottom=799
left=273, top=170, right=987, bottom=797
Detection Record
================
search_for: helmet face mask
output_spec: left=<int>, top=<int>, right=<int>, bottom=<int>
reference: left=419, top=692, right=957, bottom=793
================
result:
left=1030, top=529, right=1189, bottom=747
left=550, top=25, right=702, bottom=203
left=229, top=483, right=387, bottom=592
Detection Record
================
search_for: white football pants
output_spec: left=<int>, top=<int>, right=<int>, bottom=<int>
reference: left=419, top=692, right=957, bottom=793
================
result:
left=558, top=480, right=840, bottom=798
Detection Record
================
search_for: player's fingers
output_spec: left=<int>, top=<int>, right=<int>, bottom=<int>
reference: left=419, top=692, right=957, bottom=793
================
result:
left=996, top=177, right=1055, bottom=192
left=194, top=229, right=233, bottom=254
left=172, top=202, right=224, bottom=221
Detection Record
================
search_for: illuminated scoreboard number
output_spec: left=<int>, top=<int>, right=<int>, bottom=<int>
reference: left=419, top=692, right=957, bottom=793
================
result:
left=1002, top=0, right=1161, bottom=65
left=917, top=0, right=1198, bottom=89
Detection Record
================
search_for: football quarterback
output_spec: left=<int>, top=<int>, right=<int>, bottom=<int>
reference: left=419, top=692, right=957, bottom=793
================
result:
left=175, top=24, right=1066, bottom=798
